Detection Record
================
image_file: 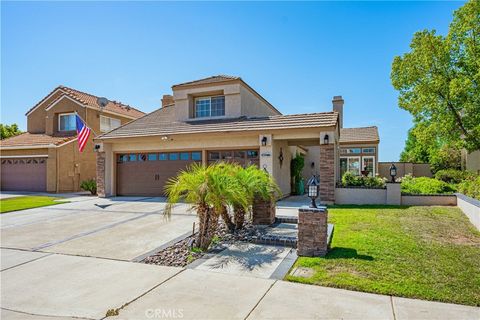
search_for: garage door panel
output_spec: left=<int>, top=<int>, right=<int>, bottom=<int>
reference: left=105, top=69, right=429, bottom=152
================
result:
left=1, top=158, right=47, bottom=192
left=116, top=152, right=200, bottom=196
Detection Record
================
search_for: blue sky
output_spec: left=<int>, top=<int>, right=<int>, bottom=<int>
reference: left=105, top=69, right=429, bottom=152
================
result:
left=1, top=1, right=464, bottom=161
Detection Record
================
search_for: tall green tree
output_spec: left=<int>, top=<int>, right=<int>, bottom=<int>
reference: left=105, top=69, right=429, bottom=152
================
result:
left=391, top=0, right=480, bottom=152
left=0, top=123, right=22, bottom=139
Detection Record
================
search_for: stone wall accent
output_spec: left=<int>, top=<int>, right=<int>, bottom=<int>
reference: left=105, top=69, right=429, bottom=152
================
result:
left=252, top=195, right=275, bottom=225
left=298, top=207, right=328, bottom=257
left=96, top=151, right=106, bottom=198
left=319, top=144, right=335, bottom=203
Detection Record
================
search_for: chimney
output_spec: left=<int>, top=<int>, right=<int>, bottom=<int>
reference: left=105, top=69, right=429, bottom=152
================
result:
left=332, top=95, right=344, bottom=128
left=161, top=94, right=174, bottom=108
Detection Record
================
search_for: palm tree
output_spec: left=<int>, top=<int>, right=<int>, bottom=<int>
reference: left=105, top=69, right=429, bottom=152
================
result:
left=164, top=163, right=247, bottom=250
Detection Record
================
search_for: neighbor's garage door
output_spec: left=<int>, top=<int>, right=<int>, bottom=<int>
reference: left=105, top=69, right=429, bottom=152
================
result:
left=1, top=157, right=47, bottom=192
left=116, top=151, right=202, bottom=196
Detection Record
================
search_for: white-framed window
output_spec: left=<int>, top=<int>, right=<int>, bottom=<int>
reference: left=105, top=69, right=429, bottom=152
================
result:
left=340, top=148, right=362, bottom=155
left=362, top=147, right=376, bottom=154
left=100, top=115, right=121, bottom=133
left=340, top=156, right=361, bottom=176
left=58, top=113, right=76, bottom=131
left=362, top=156, right=375, bottom=177
left=194, top=96, right=225, bottom=118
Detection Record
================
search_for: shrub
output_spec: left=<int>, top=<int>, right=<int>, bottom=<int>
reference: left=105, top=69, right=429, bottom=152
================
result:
left=341, top=172, right=385, bottom=188
left=80, top=179, right=97, bottom=195
left=401, top=176, right=456, bottom=195
left=434, top=169, right=475, bottom=184
left=457, top=176, right=480, bottom=200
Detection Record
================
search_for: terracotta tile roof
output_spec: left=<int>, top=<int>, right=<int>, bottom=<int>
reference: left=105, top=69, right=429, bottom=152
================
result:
left=340, top=126, right=379, bottom=143
left=0, top=133, right=76, bottom=148
left=26, top=86, right=145, bottom=119
left=97, top=107, right=338, bottom=139
left=172, top=75, right=240, bottom=88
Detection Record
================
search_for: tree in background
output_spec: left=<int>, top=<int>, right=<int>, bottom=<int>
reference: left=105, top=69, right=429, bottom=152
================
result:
left=400, top=122, right=462, bottom=172
left=0, top=123, right=22, bottom=140
left=392, top=0, right=480, bottom=154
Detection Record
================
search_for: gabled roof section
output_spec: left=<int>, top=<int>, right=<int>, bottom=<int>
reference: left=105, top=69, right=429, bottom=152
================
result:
left=96, top=108, right=338, bottom=140
left=0, top=133, right=76, bottom=148
left=172, top=75, right=281, bottom=115
left=340, top=126, right=379, bottom=144
left=25, top=85, right=145, bottom=119
left=172, top=75, right=240, bottom=88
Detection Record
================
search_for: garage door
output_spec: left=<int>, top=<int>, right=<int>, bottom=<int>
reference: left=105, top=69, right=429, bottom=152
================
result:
left=116, top=151, right=202, bottom=196
left=207, top=149, right=259, bottom=167
left=1, top=157, right=47, bottom=192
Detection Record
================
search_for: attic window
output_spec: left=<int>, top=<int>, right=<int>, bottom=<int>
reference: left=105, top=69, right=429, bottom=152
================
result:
left=195, top=96, right=225, bottom=118
left=59, top=113, right=76, bottom=131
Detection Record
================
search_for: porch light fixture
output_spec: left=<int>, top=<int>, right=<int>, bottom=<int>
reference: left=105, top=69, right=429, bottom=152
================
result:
left=323, top=134, right=329, bottom=145
left=161, top=136, right=169, bottom=141
left=389, top=163, right=397, bottom=182
left=261, top=136, right=268, bottom=146
left=307, top=175, right=319, bottom=208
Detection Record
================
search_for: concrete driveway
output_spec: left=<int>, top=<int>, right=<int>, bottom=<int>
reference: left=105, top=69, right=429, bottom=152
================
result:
left=1, top=196, right=479, bottom=319
left=1, top=196, right=196, bottom=261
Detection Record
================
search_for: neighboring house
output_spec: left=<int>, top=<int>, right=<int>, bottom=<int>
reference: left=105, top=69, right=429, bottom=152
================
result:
left=95, top=75, right=380, bottom=204
left=0, top=86, right=145, bottom=192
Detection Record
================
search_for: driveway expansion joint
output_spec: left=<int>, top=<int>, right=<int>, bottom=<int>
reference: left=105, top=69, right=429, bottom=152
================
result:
left=244, top=280, right=277, bottom=320
left=1, top=307, right=95, bottom=320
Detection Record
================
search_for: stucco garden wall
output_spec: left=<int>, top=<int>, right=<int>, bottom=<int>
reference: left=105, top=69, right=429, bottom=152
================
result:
left=456, top=193, right=480, bottom=230
left=335, top=187, right=386, bottom=205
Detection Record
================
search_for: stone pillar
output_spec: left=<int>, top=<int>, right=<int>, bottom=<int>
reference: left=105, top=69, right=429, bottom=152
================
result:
left=319, top=144, right=335, bottom=204
left=252, top=195, right=275, bottom=225
left=96, top=151, right=106, bottom=198
left=298, top=207, right=328, bottom=257
left=386, top=183, right=401, bottom=205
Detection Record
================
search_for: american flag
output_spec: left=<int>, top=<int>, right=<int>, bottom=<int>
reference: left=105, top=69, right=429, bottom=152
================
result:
left=75, top=114, right=91, bottom=152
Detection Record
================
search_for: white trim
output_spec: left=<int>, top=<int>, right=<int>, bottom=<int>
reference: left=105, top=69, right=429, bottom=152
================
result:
left=58, top=112, right=77, bottom=132
left=362, top=156, right=375, bottom=176
left=0, top=155, right=48, bottom=159
left=25, top=88, right=67, bottom=116
left=0, top=145, right=55, bottom=150
left=340, top=156, right=361, bottom=176
left=46, top=94, right=85, bottom=112
left=100, top=115, right=122, bottom=133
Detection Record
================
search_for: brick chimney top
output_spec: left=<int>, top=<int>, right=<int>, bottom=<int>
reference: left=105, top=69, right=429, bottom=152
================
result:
left=161, top=94, right=174, bottom=108
left=332, top=96, right=344, bottom=128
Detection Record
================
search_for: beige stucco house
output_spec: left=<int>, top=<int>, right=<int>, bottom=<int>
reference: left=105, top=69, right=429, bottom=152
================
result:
left=95, top=75, right=379, bottom=204
left=0, top=86, right=145, bottom=192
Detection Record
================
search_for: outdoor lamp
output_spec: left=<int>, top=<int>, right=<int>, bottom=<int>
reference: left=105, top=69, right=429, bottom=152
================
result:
left=307, top=175, right=319, bottom=208
left=323, top=134, right=329, bottom=145
left=261, top=136, right=268, bottom=146
left=389, top=163, right=397, bottom=182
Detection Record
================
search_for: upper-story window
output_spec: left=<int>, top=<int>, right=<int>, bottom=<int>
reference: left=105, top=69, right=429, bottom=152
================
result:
left=195, top=96, right=225, bottom=118
left=100, top=115, right=121, bottom=133
left=58, top=113, right=76, bottom=131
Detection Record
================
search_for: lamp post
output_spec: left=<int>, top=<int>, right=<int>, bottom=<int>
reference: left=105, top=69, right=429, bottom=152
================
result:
left=389, top=163, right=397, bottom=182
left=307, top=175, right=319, bottom=208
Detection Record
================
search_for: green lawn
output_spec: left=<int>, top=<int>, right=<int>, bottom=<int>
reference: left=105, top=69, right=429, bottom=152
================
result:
left=0, top=196, right=67, bottom=213
left=286, top=205, right=480, bottom=306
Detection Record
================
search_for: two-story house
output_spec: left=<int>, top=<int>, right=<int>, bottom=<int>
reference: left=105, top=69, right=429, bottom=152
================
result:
left=95, top=75, right=379, bottom=204
left=0, top=86, right=145, bottom=192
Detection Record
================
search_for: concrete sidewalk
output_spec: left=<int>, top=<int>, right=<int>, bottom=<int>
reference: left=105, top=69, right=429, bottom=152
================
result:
left=2, top=249, right=478, bottom=320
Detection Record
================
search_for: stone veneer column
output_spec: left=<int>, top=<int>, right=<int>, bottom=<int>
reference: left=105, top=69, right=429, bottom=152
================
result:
left=298, top=207, right=328, bottom=257
left=252, top=195, right=276, bottom=225
left=319, top=144, right=335, bottom=203
left=96, top=151, right=106, bottom=198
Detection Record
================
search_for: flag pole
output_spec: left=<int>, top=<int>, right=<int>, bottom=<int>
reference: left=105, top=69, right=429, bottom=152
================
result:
left=75, top=111, right=98, bottom=137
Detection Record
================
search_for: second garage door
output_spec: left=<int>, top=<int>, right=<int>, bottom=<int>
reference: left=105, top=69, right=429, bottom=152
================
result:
left=1, top=157, right=47, bottom=192
left=116, top=151, right=202, bottom=196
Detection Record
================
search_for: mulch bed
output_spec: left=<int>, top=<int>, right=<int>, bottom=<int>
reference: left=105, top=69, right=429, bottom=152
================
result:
left=142, top=221, right=264, bottom=267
